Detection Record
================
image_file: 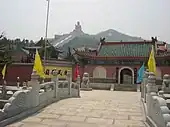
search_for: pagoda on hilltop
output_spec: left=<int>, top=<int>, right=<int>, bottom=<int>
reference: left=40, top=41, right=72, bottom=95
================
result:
left=74, top=37, right=170, bottom=85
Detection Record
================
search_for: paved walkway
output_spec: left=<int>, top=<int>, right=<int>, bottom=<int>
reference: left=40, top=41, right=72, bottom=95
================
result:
left=8, top=90, right=146, bottom=127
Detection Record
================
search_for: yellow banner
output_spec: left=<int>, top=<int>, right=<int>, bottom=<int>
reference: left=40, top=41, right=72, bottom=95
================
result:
left=44, top=66, right=72, bottom=78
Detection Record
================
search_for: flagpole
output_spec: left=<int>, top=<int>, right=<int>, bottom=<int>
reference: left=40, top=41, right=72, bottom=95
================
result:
left=44, top=0, right=50, bottom=67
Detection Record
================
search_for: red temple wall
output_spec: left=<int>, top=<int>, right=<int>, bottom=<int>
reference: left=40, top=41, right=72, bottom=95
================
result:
left=6, top=64, right=33, bottom=82
left=81, top=65, right=140, bottom=78
left=0, top=61, right=73, bottom=86
left=0, top=64, right=33, bottom=85
left=1, top=63, right=170, bottom=86
left=80, top=65, right=170, bottom=79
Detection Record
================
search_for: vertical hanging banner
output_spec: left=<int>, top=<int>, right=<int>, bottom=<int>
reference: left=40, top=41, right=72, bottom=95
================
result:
left=44, top=66, right=72, bottom=78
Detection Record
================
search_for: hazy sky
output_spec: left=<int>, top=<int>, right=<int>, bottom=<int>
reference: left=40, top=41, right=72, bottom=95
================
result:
left=0, top=0, right=170, bottom=42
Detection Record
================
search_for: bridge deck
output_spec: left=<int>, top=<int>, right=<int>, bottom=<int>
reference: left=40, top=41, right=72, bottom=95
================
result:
left=8, top=90, right=146, bottom=127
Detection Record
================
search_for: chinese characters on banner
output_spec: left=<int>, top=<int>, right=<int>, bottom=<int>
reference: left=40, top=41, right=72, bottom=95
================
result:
left=44, top=66, right=72, bottom=78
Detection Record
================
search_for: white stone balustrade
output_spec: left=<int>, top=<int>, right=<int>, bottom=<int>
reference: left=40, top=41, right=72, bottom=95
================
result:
left=141, top=71, right=170, bottom=127
left=0, top=70, right=80, bottom=126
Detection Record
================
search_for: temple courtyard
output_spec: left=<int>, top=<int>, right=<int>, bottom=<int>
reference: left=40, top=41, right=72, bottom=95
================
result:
left=8, top=90, right=147, bottom=127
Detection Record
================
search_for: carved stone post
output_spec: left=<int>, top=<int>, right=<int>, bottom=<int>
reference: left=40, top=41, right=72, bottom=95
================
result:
left=66, top=70, right=72, bottom=96
left=28, top=70, right=40, bottom=107
left=146, top=73, right=158, bottom=116
left=22, top=82, right=27, bottom=90
left=52, top=69, right=58, bottom=99
left=162, top=74, right=170, bottom=94
left=146, top=72, right=158, bottom=94
left=17, top=77, right=20, bottom=88
left=76, top=75, right=81, bottom=97
left=144, top=69, right=149, bottom=102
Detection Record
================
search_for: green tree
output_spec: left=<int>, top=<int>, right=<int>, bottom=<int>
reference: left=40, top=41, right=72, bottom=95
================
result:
left=0, top=35, right=12, bottom=63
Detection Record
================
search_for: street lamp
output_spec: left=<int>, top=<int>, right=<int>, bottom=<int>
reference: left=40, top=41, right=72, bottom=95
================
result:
left=44, top=0, right=50, bottom=66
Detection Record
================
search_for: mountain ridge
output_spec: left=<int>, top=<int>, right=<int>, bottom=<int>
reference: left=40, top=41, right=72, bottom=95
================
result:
left=49, top=22, right=146, bottom=56
left=93, top=29, right=143, bottom=42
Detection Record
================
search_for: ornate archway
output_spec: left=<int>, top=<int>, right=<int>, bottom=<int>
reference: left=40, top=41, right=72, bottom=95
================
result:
left=118, top=67, right=134, bottom=84
left=93, top=66, right=106, bottom=78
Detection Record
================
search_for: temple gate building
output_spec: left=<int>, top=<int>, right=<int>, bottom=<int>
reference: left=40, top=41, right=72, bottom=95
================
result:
left=74, top=38, right=170, bottom=85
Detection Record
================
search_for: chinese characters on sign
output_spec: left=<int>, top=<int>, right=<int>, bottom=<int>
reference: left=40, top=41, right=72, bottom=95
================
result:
left=44, top=66, right=72, bottom=78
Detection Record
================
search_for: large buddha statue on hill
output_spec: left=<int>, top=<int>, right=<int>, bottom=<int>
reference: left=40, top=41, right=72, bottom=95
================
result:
left=72, top=21, right=83, bottom=34
left=75, top=21, right=81, bottom=31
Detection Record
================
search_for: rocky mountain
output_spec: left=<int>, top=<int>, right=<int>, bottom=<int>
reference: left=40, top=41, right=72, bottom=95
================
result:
left=93, top=29, right=143, bottom=42
left=49, top=22, right=144, bottom=56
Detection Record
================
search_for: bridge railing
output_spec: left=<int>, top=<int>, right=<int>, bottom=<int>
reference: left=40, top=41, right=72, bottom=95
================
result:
left=0, top=70, right=80, bottom=126
left=141, top=71, right=170, bottom=127
left=39, top=81, right=55, bottom=104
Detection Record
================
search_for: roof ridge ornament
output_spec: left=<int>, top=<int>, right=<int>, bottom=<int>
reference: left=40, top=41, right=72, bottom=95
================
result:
left=100, top=37, right=105, bottom=44
left=151, top=36, right=158, bottom=42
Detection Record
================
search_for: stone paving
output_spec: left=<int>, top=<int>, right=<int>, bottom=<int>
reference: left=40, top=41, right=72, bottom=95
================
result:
left=8, top=90, right=146, bottom=127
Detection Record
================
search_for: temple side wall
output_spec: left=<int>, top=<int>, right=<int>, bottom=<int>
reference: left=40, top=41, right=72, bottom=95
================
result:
left=0, top=61, right=73, bottom=86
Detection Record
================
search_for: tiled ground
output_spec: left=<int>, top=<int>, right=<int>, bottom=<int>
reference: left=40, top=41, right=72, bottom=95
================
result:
left=8, top=90, right=146, bottom=127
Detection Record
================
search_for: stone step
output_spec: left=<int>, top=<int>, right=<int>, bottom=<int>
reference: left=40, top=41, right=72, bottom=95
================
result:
left=114, top=84, right=137, bottom=91
left=80, top=88, right=92, bottom=91
left=115, top=84, right=137, bottom=86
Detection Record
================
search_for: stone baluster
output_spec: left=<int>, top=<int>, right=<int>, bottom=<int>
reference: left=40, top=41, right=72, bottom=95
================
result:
left=52, top=69, right=59, bottom=99
left=66, top=70, right=72, bottom=96
left=2, top=80, right=7, bottom=99
left=144, top=69, right=149, bottom=102
left=76, top=75, right=81, bottom=97
left=28, top=70, right=40, bottom=107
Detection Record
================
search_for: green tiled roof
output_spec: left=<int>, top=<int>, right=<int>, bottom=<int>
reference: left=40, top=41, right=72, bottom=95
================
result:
left=98, top=43, right=153, bottom=57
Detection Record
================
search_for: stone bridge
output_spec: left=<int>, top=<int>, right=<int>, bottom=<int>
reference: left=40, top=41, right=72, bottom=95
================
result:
left=3, top=69, right=170, bottom=127
left=8, top=90, right=146, bottom=127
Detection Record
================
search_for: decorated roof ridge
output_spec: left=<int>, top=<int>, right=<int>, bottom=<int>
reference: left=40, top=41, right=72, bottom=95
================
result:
left=75, top=51, right=170, bottom=60
left=101, top=40, right=154, bottom=45
left=75, top=47, right=170, bottom=58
